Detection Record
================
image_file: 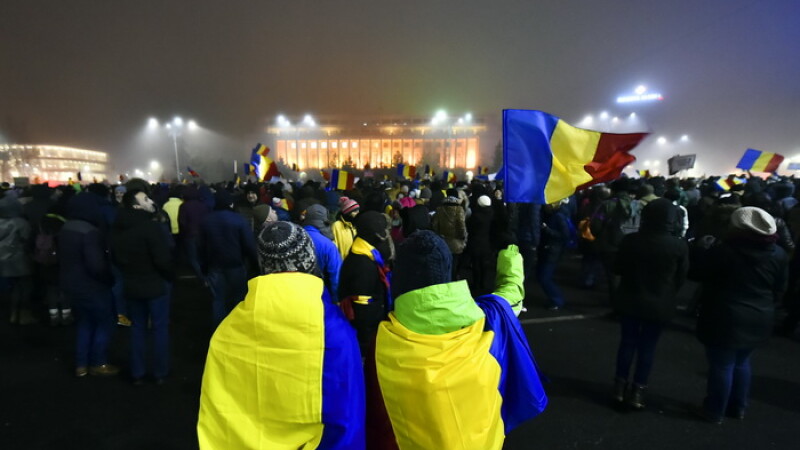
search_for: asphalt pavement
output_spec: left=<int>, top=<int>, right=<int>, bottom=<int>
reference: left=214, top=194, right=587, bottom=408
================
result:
left=1, top=253, right=799, bottom=450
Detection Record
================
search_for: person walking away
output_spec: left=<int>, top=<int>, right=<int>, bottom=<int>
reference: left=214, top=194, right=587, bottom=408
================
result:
left=177, top=185, right=208, bottom=281
left=197, top=222, right=364, bottom=449
left=690, top=206, right=788, bottom=423
left=112, top=189, right=175, bottom=385
left=537, top=199, right=572, bottom=310
left=59, top=193, right=118, bottom=377
left=465, top=195, right=494, bottom=295
left=198, top=190, right=258, bottom=329
left=612, top=198, right=689, bottom=409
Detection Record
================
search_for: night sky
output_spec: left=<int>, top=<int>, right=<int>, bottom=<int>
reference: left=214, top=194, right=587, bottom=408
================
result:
left=2, top=0, right=799, bottom=177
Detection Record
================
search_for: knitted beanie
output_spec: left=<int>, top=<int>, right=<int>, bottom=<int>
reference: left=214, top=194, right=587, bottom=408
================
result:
left=340, top=196, right=360, bottom=215
left=392, top=230, right=452, bottom=298
left=252, top=204, right=273, bottom=225
left=730, top=206, right=777, bottom=236
left=257, top=221, right=318, bottom=275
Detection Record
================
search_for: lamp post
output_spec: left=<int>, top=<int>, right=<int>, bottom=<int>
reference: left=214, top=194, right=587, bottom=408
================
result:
left=150, top=116, right=197, bottom=181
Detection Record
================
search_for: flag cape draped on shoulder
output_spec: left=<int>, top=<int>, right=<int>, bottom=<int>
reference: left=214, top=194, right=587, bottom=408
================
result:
left=736, top=148, right=783, bottom=173
left=197, top=273, right=365, bottom=450
left=502, top=109, right=648, bottom=204
left=375, top=294, right=546, bottom=450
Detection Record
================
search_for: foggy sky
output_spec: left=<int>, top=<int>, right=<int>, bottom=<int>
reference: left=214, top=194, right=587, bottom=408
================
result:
left=2, top=0, right=799, bottom=177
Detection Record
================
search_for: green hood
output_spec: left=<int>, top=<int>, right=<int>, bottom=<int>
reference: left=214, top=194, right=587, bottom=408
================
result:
left=393, top=280, right=485, bottom=335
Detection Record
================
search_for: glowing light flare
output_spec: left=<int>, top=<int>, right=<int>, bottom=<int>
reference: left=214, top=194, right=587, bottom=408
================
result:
left=657, top=137, right=667, bottom=145
left=147, top=118, right=159, bottom=129
left=173, top=117, right=183, bottom=127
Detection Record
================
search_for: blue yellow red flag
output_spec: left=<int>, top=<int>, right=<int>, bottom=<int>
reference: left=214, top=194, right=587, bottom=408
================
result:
left=252, top=143, right=270, bottom=157
left=397, top=164, right=416, bottom=180
left=329, top=169, right=355, bottom=191
left=736, top=148, right=783, bottom=173
left=502, top=109, right=648, bottom=204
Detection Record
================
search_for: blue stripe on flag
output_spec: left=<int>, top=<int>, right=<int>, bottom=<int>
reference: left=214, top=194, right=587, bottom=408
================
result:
left=736, top=149, right=762, bottom=170
left=502, top=110, right=559, bottom=204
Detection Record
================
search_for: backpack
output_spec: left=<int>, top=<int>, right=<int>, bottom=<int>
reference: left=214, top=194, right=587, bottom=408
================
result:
left=619, top=199, right=642, bottom=235
left=33, top=232, right=58, bottom=266
left=32, top=214, right=65, bottom=266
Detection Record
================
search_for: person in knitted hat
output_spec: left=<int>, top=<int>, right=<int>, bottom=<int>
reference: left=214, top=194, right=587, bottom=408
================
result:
left=332, top=196, right=360, bottom=260
left=198, top=221, right=365, bottom=449
left=367, top=231, right=547, bottom=449
left=690, top=206, right=788, bottom=424
left=251, top=204, right=276, bottom=235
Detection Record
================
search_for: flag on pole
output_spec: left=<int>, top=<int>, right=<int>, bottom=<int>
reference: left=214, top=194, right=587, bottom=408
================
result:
left=667, top=154, right=696, bottom=175
left=501, top=109, right=648, bottom=204
left=397, top=164, right=416, bottom=179
left=736, top=148, right=783, bottom=173
left=637, top=170, right=651, bottom=178
left=442, top=171, right=456, bottom=184
left=329, top=169, right=355, bottom=191
left=187, top=166, right=200, bottom=178
left=252, top=143, right=270, bottom=157
left=714, top=175, right=746, bottom=191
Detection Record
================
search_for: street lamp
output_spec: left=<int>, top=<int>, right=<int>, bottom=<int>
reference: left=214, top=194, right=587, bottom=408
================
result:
left=149, top=116, right=198, bottom=180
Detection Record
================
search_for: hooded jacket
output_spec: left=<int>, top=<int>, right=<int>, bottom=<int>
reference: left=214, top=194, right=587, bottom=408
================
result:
left=111, top=208, right=174, bottom=299
left=59, top=194, right=113, bottom=297
left=0, top=194, right=32, bottom=277
left=432, top=198, right=467, bottom=254
left=614, top=198, right=689, bottom=322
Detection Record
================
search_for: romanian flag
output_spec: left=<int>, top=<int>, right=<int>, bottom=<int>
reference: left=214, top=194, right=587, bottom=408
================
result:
left=442, top=171, right=456, bottom=184
left=714, top=175, right=746, bottom=191
left=198, top=273, right=365, bottom=449
left=397, top=164, right=416, bottom=180
left=329, top=169, right=355, bottom=191
left=252, top=143, right=270, bottom=157
left=187, top=166, right=200, bottom=178
left=375, top=294, right=546, bottom=449
left=243, top=163, right=255, bottom=177
left=637, top=169, right=651, bottom=178
left=477, top=166, right=490, bottom=180
left=736, top=148, right=784, bottom=173
left=502, top=109, right=648, bottom=204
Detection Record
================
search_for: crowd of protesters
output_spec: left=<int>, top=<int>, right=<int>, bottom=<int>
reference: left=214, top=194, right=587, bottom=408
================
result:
left=1, top=169, right=798, bottom=445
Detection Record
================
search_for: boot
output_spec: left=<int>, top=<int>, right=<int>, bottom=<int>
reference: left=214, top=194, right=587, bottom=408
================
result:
left=627, top=384, right=647, bottom=410
left=613, top=378, right=628, bottom=403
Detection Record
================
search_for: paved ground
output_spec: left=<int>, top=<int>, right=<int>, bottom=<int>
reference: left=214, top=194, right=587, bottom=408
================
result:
left=2, top=253, right=799, bottom=449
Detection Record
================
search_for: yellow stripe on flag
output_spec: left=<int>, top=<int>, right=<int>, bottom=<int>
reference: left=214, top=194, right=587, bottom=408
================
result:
left=752, top=152, right=775, bottom=172
left=376, top=314, right=505, bottom=450
left=198, top=273, right=326, bottom=449
left=543, top=120, right=600, bottom=204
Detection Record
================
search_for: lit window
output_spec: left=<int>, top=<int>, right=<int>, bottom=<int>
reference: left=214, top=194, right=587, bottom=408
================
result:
left=332, top=142, right=338, bottom=149
left=321, top=142, right=328, bottom=149
left=342, top=142, right=348, bottom=149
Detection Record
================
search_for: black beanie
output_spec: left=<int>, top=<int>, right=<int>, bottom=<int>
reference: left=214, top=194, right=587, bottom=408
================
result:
left=393, top=230, right=452, bottom=298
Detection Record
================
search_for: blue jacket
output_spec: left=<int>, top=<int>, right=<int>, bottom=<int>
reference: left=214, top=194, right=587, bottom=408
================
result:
left=59, top=194, right=113, bottom=298
left=199, top=210, right=258, bottom=272
left=304, top=225, right=342, bottom=299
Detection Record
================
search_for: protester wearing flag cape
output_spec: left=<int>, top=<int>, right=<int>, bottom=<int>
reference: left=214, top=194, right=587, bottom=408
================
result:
left=367, top=230, right=547, bottom=449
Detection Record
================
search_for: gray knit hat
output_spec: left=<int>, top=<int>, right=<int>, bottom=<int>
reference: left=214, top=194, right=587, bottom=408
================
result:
left=730, top=206, right=777, bottom=236
left=257, top=221, right=318, bottom=275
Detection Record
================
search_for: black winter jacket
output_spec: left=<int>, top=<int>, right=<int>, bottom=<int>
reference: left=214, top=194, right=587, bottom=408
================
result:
left=111, top=208, right=174, bottom=300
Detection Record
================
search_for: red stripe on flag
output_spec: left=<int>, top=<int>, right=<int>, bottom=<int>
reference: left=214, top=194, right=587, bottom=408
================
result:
left=576, top=132, right=648, bottom=191
left=764, top=154, right=784, bottom=173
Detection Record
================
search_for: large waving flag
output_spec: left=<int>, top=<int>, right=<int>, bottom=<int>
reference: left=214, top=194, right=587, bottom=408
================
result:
left=502, top=109, right=648, bottom=204
left=187, top=166, right=200, bottom=178
left=198, top=274, right=365, bottom=449
left=441, top=170, right=456, bottom=184
left=736, top=148, right=784, bottom=173
left=329, top=169, right=355, bottom=191
left=397, top=164, right=416, bottom=180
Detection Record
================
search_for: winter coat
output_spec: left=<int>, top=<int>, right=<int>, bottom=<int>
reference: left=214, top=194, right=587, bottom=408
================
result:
left=401, top=204, right=431, bottom=238
left=614, top=199, right=689, bottom=323
left=59, top=194, right=113, bottom=298
left=198, top=210, right=258, bottom=272
left=178, top=187, right=209, bottom=239
left=432, top=200, right=467, bottom=255
left=0, top=195, right=32, bottom=277
left=332, top=217, right=358, bottom=260
left=466, top=204, right=493, bottom=257
left=538, top=206, right=572, bottom=264
left=691, top=236, right=788, bottom=349
left=303, top=225, right=342, bottom=299
left=111, top=208, right=174, bottom=300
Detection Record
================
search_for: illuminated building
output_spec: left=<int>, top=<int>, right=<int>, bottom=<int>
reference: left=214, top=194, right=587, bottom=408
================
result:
left=266, top=115, right=487, bottom=171
left=0, top=144, right=109, bottom=183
